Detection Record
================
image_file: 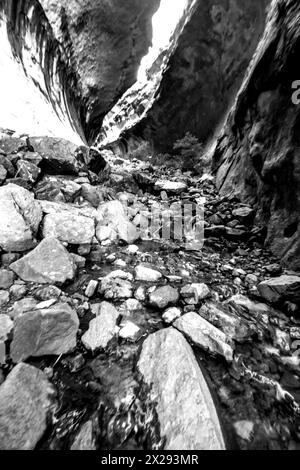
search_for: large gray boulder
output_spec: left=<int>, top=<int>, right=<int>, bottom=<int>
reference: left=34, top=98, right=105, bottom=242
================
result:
left=10, top=237, right=76, bottom=284
left=0, top=184, right=42, bottom=252
left=0, top=363, right=54, bottom=450
left=11, top=303, right=79, bottom=362
left=138, top=328, right=225, bottom=450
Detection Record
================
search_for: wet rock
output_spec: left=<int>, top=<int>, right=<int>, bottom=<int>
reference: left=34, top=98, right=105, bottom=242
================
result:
left=10, top=238, right=76, bottom=284
left=85, top=280, right=98, bottom=298
left=0, top=314, right=13, bottom=341
left=11, top=303, right=79, bottom=362
left=34, top=285, right=62, bottom=301
left=199, top=302, right=251, bottom=342
left=43, top=211, right=95, bottom=245
left=258, top=275, right=300, bottom=304
left=0, top=184, right=42, bottom=252
left=138, top=328, right=225, bottom=450
left=0, top=363, right=54, bottom=450
left=134, top=265, right=162, bottom=282
left=70, top=420, right=96, bottom=450
left=174, top=312, right=233, bottom=362
left=154, top=180, right=187, bottom=195
left=227, top=294, right=270, bottom=322
left=16, top=160, right=41, bottom=183
left=0, top=269, right=14, bottom=289
left=180, top=283, right=210, bottom=305
left=162, top=307, right=182, bottom=324
left=9, top=283, right=27, bottom=300
left=99, top=271, right=133, bottom=300
left=0, top=291, right=9, bottom=307
left=149, top=285, right=179, bottom=310
left=119, top=320, right=141, bottom=342
left=82, top=302, right=119, bottom=352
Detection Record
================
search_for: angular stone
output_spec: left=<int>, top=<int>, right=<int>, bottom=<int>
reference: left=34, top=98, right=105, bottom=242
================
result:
left=0, top=290, right=9, bottom=307
left=199, top=302, right=251, bottom=342
left=138, top=328, right=225, bottom=450
left=82, top=301, right=119, bottom=352
left=0, top=184, right=42, bottom=252
left=149, top=285, right=179, bottom=310
left=11, top=303, right=79, bottom=362
left=85, top=280, right=98, bottom=298
left=0, top=269, right=15, bottom=289
left=99, top=272, right=133, bottom=300
left=119, top=320, right=141, bottom=341
left=134, top=265, right=162, bottom=282
left=180, top=283, right=210, bottom=305
left=0, top=363, right=54, bottom=450
left=0, top=164, right=7, bottom=184
left=174, top=312, right=233, bottom=362
left=43, top=211, right=95, bottom=245
left=162, top=307, right=182, bottom=324
left=97, top=200, right=139, bottom=244
left=16, top=160, right=41, bottom=183
left=0, top=314, right=13, bottom=341
left=258, top=275, right=300, bottom=304
left=10, top=238, right=76, bottom=284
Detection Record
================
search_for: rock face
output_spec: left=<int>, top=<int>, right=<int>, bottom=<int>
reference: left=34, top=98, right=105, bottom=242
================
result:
left=0, top=363, right=54, bottom=450
left=121, top=0, right=270, bottom=152
left=10, top=237, right=76, bottom=284
left=138, top=328, right=225, bottom=450
left=0, top=184, right=42, bottom=252
left=11, top=303, right=79, bottom=362
left=0, top=0, right=160, bottom=143
left=213, top=0, right=300, bottom=269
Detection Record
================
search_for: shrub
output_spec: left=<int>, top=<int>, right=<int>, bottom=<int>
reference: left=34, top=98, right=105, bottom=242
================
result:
left=173, top=132, right=203, bottom=171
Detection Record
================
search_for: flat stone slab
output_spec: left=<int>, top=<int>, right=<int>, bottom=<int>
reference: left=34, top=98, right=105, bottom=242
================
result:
left=138, top=328, right=225, bottom=450
left=258, top=275, right=300, bottom=304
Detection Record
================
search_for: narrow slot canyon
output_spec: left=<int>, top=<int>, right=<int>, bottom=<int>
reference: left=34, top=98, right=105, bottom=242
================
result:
left=0, top=0, right=299, bottom=453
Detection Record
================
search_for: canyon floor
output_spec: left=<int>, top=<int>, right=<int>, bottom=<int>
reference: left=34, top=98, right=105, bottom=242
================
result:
left=0, top=132, right=299, bottom=450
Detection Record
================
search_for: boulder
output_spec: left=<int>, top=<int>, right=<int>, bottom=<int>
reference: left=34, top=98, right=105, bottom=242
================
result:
left=149, top=286, right=179, bottom=309
left=258, top=275, right=300, bottom=304
left=0, top=363, right=54, bottom=450
left=180, top=283, right=210, bottom=305
left=97, top=200, right=139, bottom=244
left=99, top=271, right=133, bottom=300
left=11, top=303, right=79, bottom=362
left=70, top=420, right=96, bottom=451
left=10, top=238, right=76, bottom=284
left=0, top=184, right=42, bottom=252
left=30, top=137, right=85, bottom=174
left=174, top=312, right=233, bottom=362
left=154, top=180, right=187, bottom=195
left=0, top=314, right=13, bottom=341
left=43, top=211, right=95, bottom=245
left=138, top=328, right=225, bottom=450
left=134, top=265, right=162, bottom=282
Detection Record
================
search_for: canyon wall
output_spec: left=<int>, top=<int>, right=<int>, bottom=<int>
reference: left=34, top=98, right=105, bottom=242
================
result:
left=213, top=0, right=300, bottom=270
left=0, top=0, right=160, bottom=143
left=120, top=0, right=270, bottom=153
